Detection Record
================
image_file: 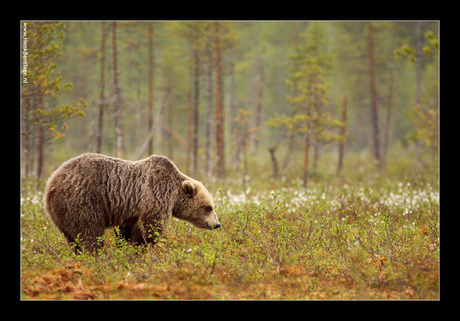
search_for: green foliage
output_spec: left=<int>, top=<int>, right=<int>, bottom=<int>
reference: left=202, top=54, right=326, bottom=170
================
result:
left=273, top=31, right=344, bottom=146
left=394, top=43, right=416, bottom=62
left=20, top=21, right=439, bottom=298
left=267, top=113, right=309, bottom=132
left=20, top=21, right=439, bottom=179
left=409, top=103, right=439, bottom=151
left=424, top=31, right=439, bottom=53
left=394, top=29, right=439, bottom=63
left=394, top=29, right=439, bottom=161
left=175, top=21, right=237, bottom=55
left=21, top=160, right=439, bottom=300
left=232, top=109, right=258, bottom=147
left=22, top=21, right=87, bottom=141
left=267, top=24, right=345, bottom=181
left=32, top=99, right=87, bottom=139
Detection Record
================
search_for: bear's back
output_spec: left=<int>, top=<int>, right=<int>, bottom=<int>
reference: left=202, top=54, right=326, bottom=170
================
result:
left=45, top=153, right=183, bottom=210
left=47, top=153, right=120, bottom=188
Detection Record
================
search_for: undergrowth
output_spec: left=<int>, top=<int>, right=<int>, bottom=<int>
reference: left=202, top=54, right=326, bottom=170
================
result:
left=21, top=153, right=439, bottom=300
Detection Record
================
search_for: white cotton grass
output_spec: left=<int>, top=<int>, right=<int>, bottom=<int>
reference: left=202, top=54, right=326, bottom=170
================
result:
left=217, top=181, right=438, bottom=225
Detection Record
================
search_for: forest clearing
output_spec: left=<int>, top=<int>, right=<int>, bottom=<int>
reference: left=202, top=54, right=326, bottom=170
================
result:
left=21, top=160, right=439, bottom=300
left=20, top=21, right=439, bottom=300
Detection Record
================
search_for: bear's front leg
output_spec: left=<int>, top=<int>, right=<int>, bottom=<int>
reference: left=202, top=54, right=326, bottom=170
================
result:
left=127, top=218, right=166, bottom=247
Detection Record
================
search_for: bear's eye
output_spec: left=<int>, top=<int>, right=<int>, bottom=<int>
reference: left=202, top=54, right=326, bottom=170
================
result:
left=205, top=205, right=213, bottom=212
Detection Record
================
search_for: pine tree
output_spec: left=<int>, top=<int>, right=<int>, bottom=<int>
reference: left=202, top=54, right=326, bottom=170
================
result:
left=203, top=22, right=214, bottom=178
left=96, top=21, right=107, bottom=154
left=268, top=46, right=344, bottom=187
left=21, top=21, right=86, bottom=179
left=367, top=22, right=381, bottom=170
left=147, top=22, right=155, bottom=156
left=215, top=22, right=225, bottom=178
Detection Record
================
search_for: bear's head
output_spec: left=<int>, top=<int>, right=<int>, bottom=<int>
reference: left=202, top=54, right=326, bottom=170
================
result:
left=172, top=179, right=221, bottom=230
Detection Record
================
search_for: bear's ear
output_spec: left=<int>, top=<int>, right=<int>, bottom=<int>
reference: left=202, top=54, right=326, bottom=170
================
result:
left=181, top=180, right=196, bottom=197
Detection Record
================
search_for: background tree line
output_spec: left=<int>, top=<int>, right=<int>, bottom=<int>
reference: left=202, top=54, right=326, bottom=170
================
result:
left=20, top=21, right=439, bottom=185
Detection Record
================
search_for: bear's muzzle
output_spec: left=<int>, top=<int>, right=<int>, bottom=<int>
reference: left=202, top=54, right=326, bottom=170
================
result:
left=206, top=222, right=222, bottom=230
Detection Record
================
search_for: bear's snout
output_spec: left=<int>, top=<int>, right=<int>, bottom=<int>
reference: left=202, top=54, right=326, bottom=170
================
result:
left=203, top=209, right=221, bottom=230
left=206, top=222, right=222, bottom=230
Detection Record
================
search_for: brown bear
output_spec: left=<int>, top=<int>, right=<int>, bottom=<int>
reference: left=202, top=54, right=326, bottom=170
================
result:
left=44, top=153, right=221, bottom=252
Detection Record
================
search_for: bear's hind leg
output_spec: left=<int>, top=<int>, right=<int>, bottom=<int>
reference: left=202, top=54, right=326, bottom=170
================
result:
left=82, top=235, right=105, bottom=254
left=117, top=224, right=135, bottom=245
left=118, top=222, right=154, bottom=247
left=65, top=232, right=104, bottom=254
left=117, top=217, right=142, bottom=246
left=117, top=218, right=165, bottom=248
left=123, top=224, right=146, bottom=247
left=68, top=223, right=106, bottom=254
left=62, top=232, right=82, bottom=254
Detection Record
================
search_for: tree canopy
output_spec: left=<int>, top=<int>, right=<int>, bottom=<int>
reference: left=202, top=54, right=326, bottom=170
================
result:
left=20, top=21, right=439, bottom=182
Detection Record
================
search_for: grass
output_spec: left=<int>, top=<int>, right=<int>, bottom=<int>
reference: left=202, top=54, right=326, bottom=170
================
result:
left=20, top=153, right=439, bottom=300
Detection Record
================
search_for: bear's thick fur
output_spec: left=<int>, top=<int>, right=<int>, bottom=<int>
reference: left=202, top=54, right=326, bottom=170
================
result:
left=44, top=153, right=220, bottom=252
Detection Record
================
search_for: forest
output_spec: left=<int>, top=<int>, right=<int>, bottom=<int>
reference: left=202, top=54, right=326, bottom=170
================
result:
left=20, top=21, right=439, bottom=300
left=20, top=20, right=439, bottom=183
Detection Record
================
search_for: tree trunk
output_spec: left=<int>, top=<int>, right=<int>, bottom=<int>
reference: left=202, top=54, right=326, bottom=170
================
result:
left=234, top=135, right=241, bottom=172
left=215, top=22, right=225, bottom=178
left=367, top=22, right=381, bottom=170
left=313, top=144, right=320, bottom=176
left=242, top=138, right=248, bottom=188
left=136, top=90, right=171, bottom=160
left=283, top=25, right=300, bottom=171
left=35, top=93, right=44, bottom=181
left=112, top=21, right=122, bottom=158
left=382, top=62, right=394, bottom=170
left=193, top=37, right=200, bottom=177
left=205, top=24, right=213, bottom=178
left=136, top=88, right=141, bottom=146
left=36, top=125, right=44, bottom=180
left=148, top=21, right=154, bottom=156
left=415, top=21, right=422, bottom=105
left=97, top=22, right=106, bottom=154
left=268, top=143, right=279, bottom=180
left=229, top=44, right=238, bottom=169
left=282, top=132, right=295, bottom=170
left=22, top=94, right=31, bottom=176
left=337, top=94, right=347, bottom=176
left=302, top=125, right=310, bottom=189
left=166, top=73, right=174, bottom=160
left=186, top=41, right=193, bottom=175
left=252, top=52, right=264, bottom=153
